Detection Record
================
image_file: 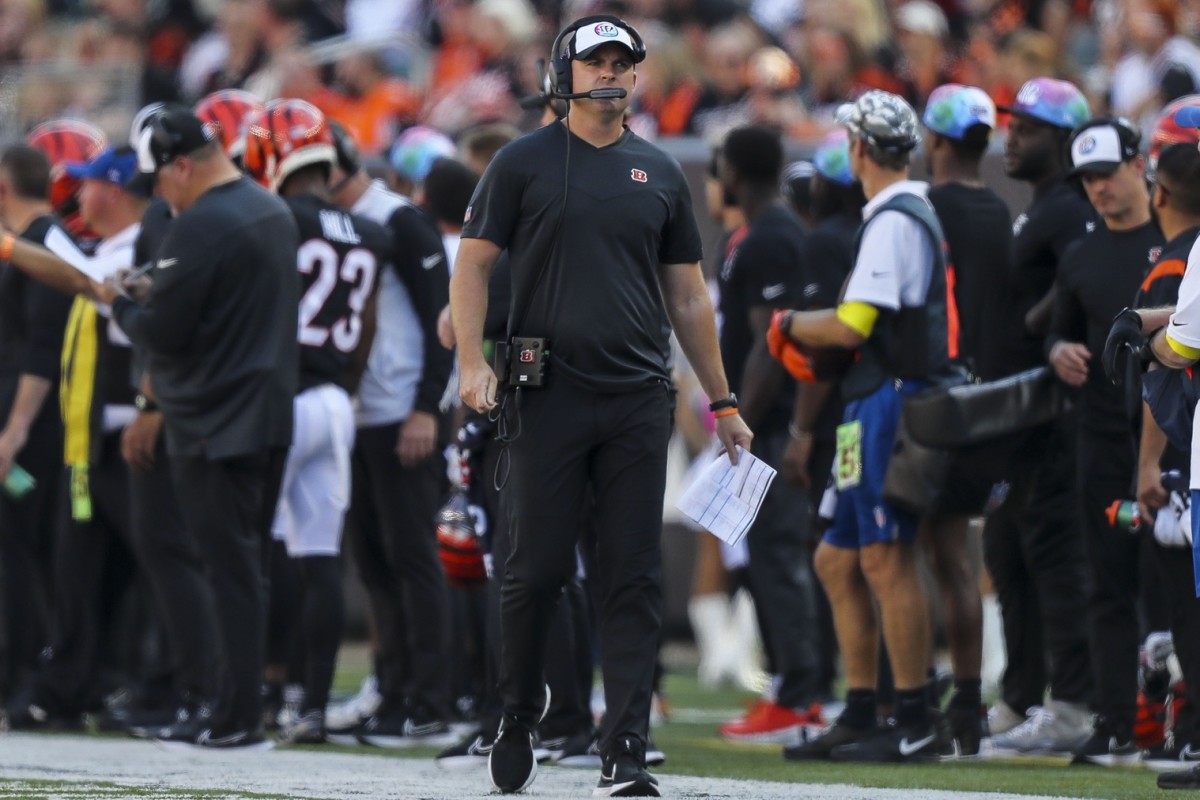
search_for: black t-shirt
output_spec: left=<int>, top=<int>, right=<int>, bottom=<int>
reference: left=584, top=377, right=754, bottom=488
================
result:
left=287, top=194, right=387, bottom=392
left=0, top=215, right=74, bottom=414
left=719, top=203, right=807, bottom=433
left=463, top=123, right=703, bottom=391
left=113, top=177, right=299, bottom=458
left=995, top=181, right=1095, bottom=376
left=1135, top=226, right=1198, bottom=474
left=928, top=182, right=1014, bottom=381
left=130, top=198, right=174, bottom=392
left=1048, top=219, right=1164, bottom=435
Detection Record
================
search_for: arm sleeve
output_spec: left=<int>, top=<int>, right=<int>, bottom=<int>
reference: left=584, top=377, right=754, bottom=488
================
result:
left=842, top=211, right=931, bottom=311
left=388, top=209, right=452, bottom=415
left=461, top=148, right=523, bottom=248
left=1045, top=248, right=1087, bottom=356
left=112, top=217, right=218, bottom=354
left=1167, top=240, right=1200, bottom=349
left=658, top=166, right=704, bottom=265
left=21, top=276, right=71, bottom=381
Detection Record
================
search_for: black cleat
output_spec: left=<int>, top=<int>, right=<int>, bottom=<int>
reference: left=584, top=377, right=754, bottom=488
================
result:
left=783, top=717, right=876, bottom=761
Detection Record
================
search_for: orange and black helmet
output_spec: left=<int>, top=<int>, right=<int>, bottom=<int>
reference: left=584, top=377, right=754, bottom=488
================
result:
left=194, top=89, right=264, bottom=163
left=243, top=99, right=335, bottom=191
left=1150, top=94, right=1200, bottom=173
left=25, top=119, right=107, bottom=213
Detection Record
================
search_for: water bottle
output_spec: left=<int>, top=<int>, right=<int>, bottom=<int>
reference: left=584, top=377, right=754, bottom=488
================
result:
left=1106, top=499, right=1142, bottom=533
left=1106, top=470, right=1189, bottom=534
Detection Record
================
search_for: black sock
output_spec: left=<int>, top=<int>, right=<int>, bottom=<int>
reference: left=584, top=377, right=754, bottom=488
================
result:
left=950, top=678, right=982, bottom=710
left=896, top=688, right=928, bottom=727
left=842, top=689, right=877, bottom=729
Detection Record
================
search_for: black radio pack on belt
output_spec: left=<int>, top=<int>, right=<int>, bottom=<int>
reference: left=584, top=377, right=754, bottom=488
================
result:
left=493, top=336, right=548, bottom=388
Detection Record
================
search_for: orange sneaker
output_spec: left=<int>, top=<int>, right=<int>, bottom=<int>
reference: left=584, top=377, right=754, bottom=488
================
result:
left=719, top=700, right=824, bottom=745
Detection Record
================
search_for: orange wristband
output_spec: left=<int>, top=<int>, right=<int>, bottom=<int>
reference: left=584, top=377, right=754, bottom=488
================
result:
left=713, top=406, right=739, bottom=418
left=0, top=233, right=14, bottom=262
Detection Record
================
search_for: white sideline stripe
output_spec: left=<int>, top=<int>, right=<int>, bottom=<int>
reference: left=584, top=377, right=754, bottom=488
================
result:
left=0, top=733, right=1082, bottom=800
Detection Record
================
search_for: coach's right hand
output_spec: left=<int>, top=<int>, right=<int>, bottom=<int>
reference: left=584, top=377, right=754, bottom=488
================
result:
left=459, top=358, right=499, bottom=413
left=122, top=410, right=161, bottom=472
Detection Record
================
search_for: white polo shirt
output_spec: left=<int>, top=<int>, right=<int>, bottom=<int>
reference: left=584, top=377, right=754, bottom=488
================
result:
left=842, top=179, right=935, bottom=312
left=1165, top=236, right=1200, bottom=487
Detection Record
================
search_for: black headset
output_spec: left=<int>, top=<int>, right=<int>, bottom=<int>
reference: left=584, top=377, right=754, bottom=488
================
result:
left=328, top=120, right=361, bottom=176
left=1067, top=115, right=1142, bottom=163
left=547, top=15, right=646, bottom=96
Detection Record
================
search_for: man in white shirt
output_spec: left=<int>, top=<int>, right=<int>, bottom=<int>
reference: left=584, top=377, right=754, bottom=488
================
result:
left=772, top=90, right=956, bottom=762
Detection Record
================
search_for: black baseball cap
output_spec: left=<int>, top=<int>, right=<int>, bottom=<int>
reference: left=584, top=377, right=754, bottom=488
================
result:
left=135, top=109, right=218, bottom=173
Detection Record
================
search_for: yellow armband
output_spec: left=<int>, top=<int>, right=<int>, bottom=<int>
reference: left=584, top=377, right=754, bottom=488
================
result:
left=1166, top=333, right=1200, bottom=361
left=836, top=301, right=879, bottom=338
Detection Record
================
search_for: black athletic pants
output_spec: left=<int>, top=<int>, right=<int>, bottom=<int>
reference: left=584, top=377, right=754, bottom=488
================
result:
left=500, top=379, right=670, bottom=758
left=130, top=435, right=219, bottom=702
left=479, top=433, right=594, bottom=739
left=1078, top=430, right=1139, bottom=734
left=171, top=448, right=284, bottom=731
left=0, top=403, right=62, bottom=700
left=39, top=431, right=133, bottom=711
left=744, top=430, right=818, bottom=709
left=983, top=420, right=1091, bottom=714
left=345, top=421, right=449, bottom=717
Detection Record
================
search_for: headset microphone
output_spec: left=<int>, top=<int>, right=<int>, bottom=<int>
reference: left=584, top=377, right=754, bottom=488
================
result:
left=551, top=88, right=628, bottom=100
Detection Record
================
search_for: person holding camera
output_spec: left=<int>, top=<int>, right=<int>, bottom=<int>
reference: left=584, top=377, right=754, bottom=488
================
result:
left=451, top=14, right=750, bottom=796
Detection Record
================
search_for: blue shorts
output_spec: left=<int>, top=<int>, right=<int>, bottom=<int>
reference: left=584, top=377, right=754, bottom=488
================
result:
left=823, top=380, right=921, bottom=550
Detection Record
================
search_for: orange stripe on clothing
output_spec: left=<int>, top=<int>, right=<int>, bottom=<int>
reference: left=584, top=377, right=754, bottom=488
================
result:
left=945, top=263, right=960, bottom=360
left=1141, top=259, right=1187, bottom=292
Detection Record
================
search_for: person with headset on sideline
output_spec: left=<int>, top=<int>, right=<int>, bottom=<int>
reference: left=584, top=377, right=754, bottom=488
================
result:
left=450, top=15, right=751, bottom=797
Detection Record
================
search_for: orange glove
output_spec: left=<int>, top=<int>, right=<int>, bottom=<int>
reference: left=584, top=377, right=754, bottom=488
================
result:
left=767, top=309, right=793, bottom=361
left=776, top=339, right=818, bottom=382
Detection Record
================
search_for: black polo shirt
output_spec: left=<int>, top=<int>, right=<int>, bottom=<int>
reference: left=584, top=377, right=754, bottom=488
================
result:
left=463, top=122, right=703, bottom=391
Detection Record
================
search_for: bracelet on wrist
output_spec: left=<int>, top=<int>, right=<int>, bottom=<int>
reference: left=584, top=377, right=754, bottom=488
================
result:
left=0, top=232, right=14, bottom=262
left=134, top=393, right=159, bottom=413
left=708, top=393, right=738, bottom=413
left=713, top=406, right=740, bottom=419
left=780, top=309, right=797, bottom=341
left=788, top=422, right=813, bottom=441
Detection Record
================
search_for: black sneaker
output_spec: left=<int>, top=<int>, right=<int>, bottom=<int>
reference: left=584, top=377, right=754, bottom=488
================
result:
left=196, top=726, right=274, bottom=750
left=1146, top=738, right=1200, bottom=771
left=1160, top=763, right=1200, bottom=789
left=829, top=719, right=942, bottom=763
left=595, top=736, right=659, bottom=797
left=357, top=708, right=456, bottom=748
left=558, top=729, right=602, bottom=768
left=278, top=710, right=326, bottom=745
left=945, top=703, right=984, bottom=758
left=783, top=717, right=876, bottom=761
left=142, top=697, right=217, bottom=742
left=436, top=727, right=494, bottom=769
left=1071, top=726, right=1141, bottom=767
left=489, top=716, right=538, bottom=794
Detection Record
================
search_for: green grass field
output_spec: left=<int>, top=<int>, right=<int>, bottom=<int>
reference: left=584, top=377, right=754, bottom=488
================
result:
left=319, top=645, right=1174, bottom=800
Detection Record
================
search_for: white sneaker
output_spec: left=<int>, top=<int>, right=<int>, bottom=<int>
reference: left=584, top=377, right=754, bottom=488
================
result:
left=325, top=675, right=381, bottom=731
left=986, top=700, right=1025, bottom=737
left=986, top=699, right=1092, bottom=755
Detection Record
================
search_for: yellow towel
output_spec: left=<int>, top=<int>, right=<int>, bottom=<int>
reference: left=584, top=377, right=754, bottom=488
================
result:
left=60, top=295, right=97, bottom=521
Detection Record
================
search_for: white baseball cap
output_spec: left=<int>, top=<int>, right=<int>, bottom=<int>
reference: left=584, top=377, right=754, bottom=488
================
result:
left=571, top=19, right=643, bottom=62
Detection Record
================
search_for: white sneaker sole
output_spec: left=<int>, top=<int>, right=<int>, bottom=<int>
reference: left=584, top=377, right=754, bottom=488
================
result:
left=359, top=731, right=459, bottom=749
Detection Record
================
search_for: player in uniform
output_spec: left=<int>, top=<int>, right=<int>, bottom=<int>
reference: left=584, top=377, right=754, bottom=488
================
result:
left=242, top=99, right=386, bottom=744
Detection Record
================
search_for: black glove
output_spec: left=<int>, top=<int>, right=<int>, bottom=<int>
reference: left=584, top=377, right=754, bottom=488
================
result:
left=1103, top=307, right=1144, bottom=385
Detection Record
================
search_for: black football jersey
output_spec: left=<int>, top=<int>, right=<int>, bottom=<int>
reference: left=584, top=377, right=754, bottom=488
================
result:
left=287, top=194, right=389, bottom=391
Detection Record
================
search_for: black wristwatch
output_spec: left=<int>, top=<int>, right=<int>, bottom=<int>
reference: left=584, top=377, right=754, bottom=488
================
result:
left=708, top=394, right=738, bottom=412
left=134, top=393, right=158, bottom=413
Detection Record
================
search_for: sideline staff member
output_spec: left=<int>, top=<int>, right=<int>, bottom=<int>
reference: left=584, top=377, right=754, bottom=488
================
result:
left=93, top=110, right=299, bottom=749
left=451, top=15, right=751, bottom=797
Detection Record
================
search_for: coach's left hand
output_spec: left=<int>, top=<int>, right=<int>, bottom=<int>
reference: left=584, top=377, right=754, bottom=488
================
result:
left=716, top=413, right=753, bottom=466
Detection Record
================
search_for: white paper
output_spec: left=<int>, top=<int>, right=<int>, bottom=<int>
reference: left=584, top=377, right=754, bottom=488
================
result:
left=44, top=226, right=127, bottom=282
left=674, top=446, right=776, bottom=546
